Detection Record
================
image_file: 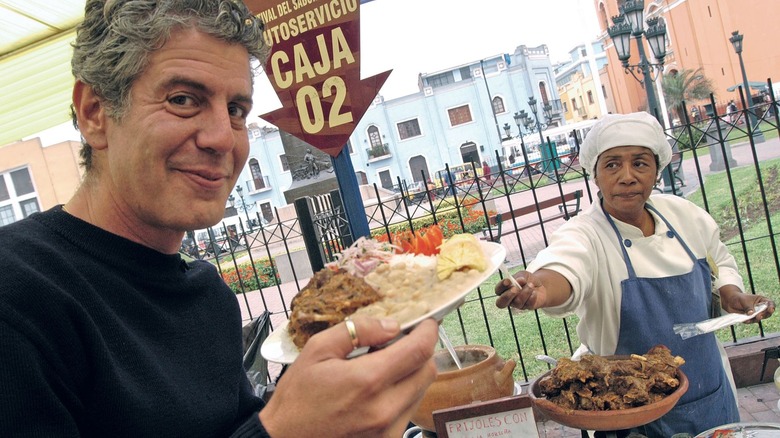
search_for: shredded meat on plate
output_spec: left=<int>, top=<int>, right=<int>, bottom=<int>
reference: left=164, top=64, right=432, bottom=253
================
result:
left=288, top=269, right=382, bottom=349
left=538, top=345, right=685, bottom=411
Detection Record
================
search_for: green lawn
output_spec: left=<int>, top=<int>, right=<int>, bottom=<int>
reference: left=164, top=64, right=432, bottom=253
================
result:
left=687, top=159, right=780, bottom=342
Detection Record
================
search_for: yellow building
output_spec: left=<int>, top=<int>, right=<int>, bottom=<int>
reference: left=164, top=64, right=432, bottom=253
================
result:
left=0, top=137, right=83, bottom=225
left=555, top=42, right=612, bottom=123
left=595, top=0, right=780, bottom=119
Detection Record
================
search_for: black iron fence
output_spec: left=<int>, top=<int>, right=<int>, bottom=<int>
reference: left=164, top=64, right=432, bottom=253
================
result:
left=183, top=85, right=780, bottom=383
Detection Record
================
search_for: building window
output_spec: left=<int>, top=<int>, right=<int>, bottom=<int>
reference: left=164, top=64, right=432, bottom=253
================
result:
left=279, top=154, right=289, bottom=172
left=397, top=119, right=422, bottom=140
left=563, top=101, right=569, bottom=113
left=0, top=205, right=14, bottom=226
left=491, top=96, right=505, bottom=114
left=587, top=90, right=594, bottom=105
left=249, top=158, right=266, bottom=190
left=539, top=82, right=549, bottom=104
left=0, top=176, right=9, bottom=201
left=10, top=168, right=34, bottom=196
left=368, top=125, right=383, bottom=147
left=602, top=85, right=608, bottom=99
left=448, top=105, right=473, bottom=126
left=571, top=98, right=578, bottom=110
left=459, top=67, right=472, bottom=80
left=0, top=167, right=39, bottom=226
left=19, top=198, right=39, bottom=218
left=428, top=72, right=454, bottom=88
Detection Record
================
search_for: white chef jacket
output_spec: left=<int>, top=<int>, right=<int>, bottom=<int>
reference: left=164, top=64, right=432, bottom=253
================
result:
left=528, top=193, right=745, bottom=357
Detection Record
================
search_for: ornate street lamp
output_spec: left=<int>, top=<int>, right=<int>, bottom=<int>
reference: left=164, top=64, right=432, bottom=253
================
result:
left=728, top=30, right=764, bottom=142
left=607, top=0, right=667, bottom=125
left=233, top=184, right=255, bottom=231
left=526, top=97, right=553, bottom=146
left=518, top=97, right=558, bottom=181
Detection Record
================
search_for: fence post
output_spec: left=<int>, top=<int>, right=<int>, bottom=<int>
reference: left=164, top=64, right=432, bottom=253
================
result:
left=329, top=189, right=354, bottom=249
left=294, top=196, right=326, bottom=273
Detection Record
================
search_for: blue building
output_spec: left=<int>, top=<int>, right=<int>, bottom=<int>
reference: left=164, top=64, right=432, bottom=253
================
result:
left=236, top=44, right=563, bottom=223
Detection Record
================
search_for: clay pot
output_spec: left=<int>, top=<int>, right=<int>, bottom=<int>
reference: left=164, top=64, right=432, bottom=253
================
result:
left=411, top=345, right=516, bottom=432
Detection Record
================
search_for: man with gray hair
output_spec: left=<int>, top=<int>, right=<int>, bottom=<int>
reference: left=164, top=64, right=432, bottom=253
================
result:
left=0, top=1, right=438, bottom=436
left=495, top=112, right=774, bottom=436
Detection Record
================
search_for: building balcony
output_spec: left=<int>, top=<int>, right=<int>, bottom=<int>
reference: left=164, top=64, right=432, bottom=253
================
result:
left=547, top=98, right=564, bottom=120
left=366, top=143, right=391, bottom=161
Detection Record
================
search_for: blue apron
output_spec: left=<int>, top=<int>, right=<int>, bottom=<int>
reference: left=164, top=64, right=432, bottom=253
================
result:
left=603, top=203, right=739, bottom=437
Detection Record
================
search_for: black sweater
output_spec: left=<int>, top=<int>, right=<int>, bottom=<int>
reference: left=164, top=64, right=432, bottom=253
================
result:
left=0, top=207, right=268, bottom=437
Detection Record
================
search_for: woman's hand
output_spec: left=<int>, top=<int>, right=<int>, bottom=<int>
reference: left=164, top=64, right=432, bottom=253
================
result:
left=495, top=270, right=547, bottom=311
left=495, top=269, right=573, bottom=311
left=259, top=317, right=438, bottom=438
left=720, top=286, right=776, bottom=323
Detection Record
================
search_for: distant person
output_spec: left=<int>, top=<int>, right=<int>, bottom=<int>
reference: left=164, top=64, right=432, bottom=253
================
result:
left=443, top=171, right=456, bottom=197
left=482, top=160, right=491, bottom=182
left=764, top=92, right=775, bottom=117
left=567, top=132, right=578, bottom=156
left=426, top=179, right=437, bottom=201
left=691, top=106, right=700, bottom=122
left=727, top=100, right=739, bottom=124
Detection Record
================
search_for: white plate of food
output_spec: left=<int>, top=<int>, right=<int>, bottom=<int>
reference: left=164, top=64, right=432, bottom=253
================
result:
left=261, top=239, right=506, bottom=364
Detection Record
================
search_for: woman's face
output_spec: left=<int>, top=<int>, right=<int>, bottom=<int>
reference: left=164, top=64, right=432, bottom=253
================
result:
left=593, top=146, right=658, bottom=221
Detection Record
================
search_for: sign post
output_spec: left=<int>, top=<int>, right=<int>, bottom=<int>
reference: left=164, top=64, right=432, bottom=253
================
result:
left=245, top=0, right=389, bottom=238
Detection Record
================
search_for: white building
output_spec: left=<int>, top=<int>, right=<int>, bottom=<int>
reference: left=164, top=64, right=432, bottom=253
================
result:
left=238, top=44, right=564, bottom=223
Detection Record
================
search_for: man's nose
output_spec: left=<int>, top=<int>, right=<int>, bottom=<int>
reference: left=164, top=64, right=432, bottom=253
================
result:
left=196, top=109, right=236, bottom=154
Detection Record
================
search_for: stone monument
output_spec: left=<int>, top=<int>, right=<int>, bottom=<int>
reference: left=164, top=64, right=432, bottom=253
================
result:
left=281, top=130, right=339, bottom=204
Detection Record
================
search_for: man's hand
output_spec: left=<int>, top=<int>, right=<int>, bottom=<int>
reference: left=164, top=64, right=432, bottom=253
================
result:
left=260, top=317, right=438, bottom=437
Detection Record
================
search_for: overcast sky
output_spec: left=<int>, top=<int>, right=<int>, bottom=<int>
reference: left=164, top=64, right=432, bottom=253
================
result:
left=250, top=0, right=601, bottom=115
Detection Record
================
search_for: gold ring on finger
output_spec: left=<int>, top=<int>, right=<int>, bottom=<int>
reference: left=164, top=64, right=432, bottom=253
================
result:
left=345, top=317, right=360, bottom=349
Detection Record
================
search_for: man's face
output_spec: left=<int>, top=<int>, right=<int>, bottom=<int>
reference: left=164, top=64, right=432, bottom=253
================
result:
left=100, top=27, right=253, bottom=238
left=593, top=146, right=657, bottom=220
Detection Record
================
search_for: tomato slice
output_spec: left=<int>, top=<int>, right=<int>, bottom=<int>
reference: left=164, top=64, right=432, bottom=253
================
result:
left=416, top=233, right=432, bottom=256
left=427, top=225, right=444, bottom=254
left=391, top=225, right=444, bottom=255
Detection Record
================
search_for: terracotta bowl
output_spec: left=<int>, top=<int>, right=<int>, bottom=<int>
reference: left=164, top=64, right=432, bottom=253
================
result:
left=529, top=361, right=688, bottom=431
left=411, top=345, right=516, bottom=432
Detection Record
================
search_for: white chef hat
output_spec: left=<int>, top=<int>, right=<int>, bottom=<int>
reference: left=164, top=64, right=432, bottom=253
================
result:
left=580, top=112, right=672, bottom=177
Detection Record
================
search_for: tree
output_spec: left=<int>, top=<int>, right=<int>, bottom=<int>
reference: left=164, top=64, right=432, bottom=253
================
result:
left=662, top=68, right=715, bottom=123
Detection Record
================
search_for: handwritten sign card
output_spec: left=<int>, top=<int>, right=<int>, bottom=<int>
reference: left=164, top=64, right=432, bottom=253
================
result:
left=432, top=395, right=540, bottom=438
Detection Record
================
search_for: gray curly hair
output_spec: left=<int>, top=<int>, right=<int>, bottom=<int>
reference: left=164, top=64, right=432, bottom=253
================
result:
left=71, top=0, right=268, bottom=171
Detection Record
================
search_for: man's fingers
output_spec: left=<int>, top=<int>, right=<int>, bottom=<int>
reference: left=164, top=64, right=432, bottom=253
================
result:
left=302, top=316, right=402, bottom=361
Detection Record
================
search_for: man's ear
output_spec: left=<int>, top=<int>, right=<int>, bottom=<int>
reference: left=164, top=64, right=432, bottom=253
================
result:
left=72, top=81, right=108, bottom=150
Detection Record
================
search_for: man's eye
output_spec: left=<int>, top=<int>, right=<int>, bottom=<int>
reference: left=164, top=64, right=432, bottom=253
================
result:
left=170, top=95, right=196, bottom=106
left=229, top=105, right=248, bottom=119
